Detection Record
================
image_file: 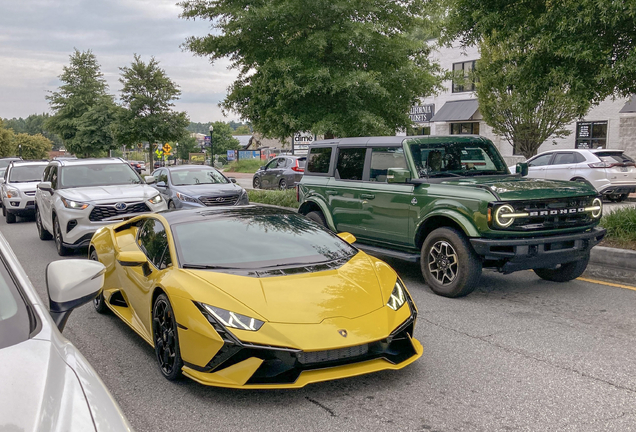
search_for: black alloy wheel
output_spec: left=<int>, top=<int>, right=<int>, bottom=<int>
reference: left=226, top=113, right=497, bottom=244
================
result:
left=279, top=179, right=287, bottom=190
left=36, top=207, right=53, bottom=240
left=253, top=176, right=261, bottom=189
left=53, top=216, right=71, bottom=256
left=90, top=250, right=109, bottom=314
left=152, top=293, right=183, bottom=380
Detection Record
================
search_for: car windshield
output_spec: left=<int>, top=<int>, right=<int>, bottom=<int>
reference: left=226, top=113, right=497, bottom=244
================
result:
left=59, top=163, right=142, bottom=188
left=8, top=165, right=46, bottom=183
left=408, top=138, right=509, bottom=178
left=0, top=160, right=18, bottom=169
left=172, top=211, right=356, bottom=269
left=0, top=259, right=32, bottom=350
left=170, top=168, right=229, bottom=186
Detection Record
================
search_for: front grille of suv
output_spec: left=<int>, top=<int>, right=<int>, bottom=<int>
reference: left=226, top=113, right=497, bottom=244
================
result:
left=503, top=197, right=595, bottom=231
left=89, top=202, right=150, bottom=221
left=199, top=195, right=240, bottom=206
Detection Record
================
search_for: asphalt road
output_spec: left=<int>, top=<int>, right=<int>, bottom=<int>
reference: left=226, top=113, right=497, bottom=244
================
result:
left=2, top=214, right=636, bottom=432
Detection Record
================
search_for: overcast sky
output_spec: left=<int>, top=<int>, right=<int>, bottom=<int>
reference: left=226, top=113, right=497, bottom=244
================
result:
left=0, top=0, right=238, bottom=123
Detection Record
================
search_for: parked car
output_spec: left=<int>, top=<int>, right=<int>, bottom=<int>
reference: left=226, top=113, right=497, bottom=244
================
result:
left=0, top=157, right=22, bottom=170
left=252, top=156, right=305, bottom=189
left=298, top=136, right=606, bottom=298
left=0, top=232, right=132, bottom=431
left=514, top=149, right=636, bottom=201
left=89, top=206, right=421, bottom=388
left=129, top=160, right=142, bottom=174
left=35, top=158, right=167, bottom=256
left=151, top=165, right=248, bottom=209
left=0, top=160, right=47, bottom=223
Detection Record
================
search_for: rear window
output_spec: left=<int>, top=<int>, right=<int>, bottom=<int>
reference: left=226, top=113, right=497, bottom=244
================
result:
left=306, top=147, right=332, bottom=174
left=595, top=152, right=635, bottom=164
left=297, top=158, right=306, bottom=168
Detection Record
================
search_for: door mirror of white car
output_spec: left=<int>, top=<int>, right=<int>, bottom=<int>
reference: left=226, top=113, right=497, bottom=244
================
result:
left=145, top=175, right=156, bottom=184
left=156, top=181, right=166, bottom=188
left=337, top=232, right=357, bottom=244
left=47, top=260, right=106, bottom=331
left=117, top=250, right=147, bottom=266
left=516, top=162, right=529, bottom=177
left=38, top=181, right=53, bottom=193
left=229, top=177, right=237, bottom=183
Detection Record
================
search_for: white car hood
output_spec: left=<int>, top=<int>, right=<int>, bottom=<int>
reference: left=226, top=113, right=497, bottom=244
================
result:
left=6, top=181, right=40, bottom=192
left=58, top=184, right=158, bottom=204
left=0, top=338, right=95, bottom=432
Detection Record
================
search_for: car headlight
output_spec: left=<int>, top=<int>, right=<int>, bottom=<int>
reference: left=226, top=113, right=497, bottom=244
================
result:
left=5, top=187, right=19, bottom=198
left=61, top=197, right=89, bottom=210
left=176, top=192, right=200, bottom=204
left=585, top=197, right=602, bottom=219
left=200, top=303, right=264, bottom=331
left=148, top=194, right=163, bottom=205
left=387, top=280, right=407, bottom=311
left=493, top=204, right=529, bottom=228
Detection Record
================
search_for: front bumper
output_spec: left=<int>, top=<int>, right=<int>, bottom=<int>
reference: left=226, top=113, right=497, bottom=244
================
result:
left=470, top=227, right=606, bottom=274
left=2, top=196, right=36, bottom=215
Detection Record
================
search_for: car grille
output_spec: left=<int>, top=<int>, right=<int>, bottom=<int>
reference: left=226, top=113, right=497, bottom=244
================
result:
left=89, top=202, right=150, bottom=221
left=296, top=344, right=369, bottom=365
left=24, top=191, right=36, bottom=197
left=199, top=195, right=240, bottom=206
left=505, top=197, right=595, bottom=231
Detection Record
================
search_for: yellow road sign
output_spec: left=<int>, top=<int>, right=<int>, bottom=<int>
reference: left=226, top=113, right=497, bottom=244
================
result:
left=163, top=143, right=172, bottom=154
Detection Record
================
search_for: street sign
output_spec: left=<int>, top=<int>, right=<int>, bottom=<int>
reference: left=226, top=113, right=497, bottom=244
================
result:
left=163, top=143, right=172, bottom=154
left=204, top=136, right=211, bottom=145
left=137, top=142, right=143, bottom=148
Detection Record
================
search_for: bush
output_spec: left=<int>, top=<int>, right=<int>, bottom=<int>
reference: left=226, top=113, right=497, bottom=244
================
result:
left=224, top=159, right=263, bottom=173
left=248, top=189, right=298, bottom=209
left=601, top=206, right=636, bottom=249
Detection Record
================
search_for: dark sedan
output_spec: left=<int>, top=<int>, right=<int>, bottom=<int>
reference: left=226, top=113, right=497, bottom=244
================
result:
left=151, top=165, right=249, bottom=209
left=252, top=155, right=305, bottom=190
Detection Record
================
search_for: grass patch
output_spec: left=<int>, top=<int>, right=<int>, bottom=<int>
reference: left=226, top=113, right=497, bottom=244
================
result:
left=224, top=159, right=263, bottom=173
left=248, top=189, right=299, bottom=209
left=600, top=206, right=636, bottom=250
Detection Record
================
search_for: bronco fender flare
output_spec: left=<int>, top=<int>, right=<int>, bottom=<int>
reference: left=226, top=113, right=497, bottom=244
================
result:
left=415, top=208, right=480, bottom=241
left=298, top=197, right=336, bottom=231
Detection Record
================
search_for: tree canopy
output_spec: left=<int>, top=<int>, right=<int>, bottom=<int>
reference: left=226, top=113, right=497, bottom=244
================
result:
left=444, top=0, right=636, bottom=102
left=180, top=0, right=440, bottom=139
left=209, top=121, right=240, bottom=159
left=12, top=133, right=53, bottom=160
left=3, top=114, right=63, bottom=150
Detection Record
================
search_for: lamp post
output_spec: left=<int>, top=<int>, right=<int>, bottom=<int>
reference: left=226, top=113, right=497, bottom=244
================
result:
left=18, top=144, right=22, bottom=158
left=208, top=125, right=214, bottom=167
left=175, top=142, right=179, bottom=165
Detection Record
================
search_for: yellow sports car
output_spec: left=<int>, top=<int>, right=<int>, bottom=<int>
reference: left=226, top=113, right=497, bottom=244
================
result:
left=89, top=206, right=422, bottom=389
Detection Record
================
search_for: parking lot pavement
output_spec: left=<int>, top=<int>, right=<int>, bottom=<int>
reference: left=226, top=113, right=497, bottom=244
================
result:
left=222, top=171, right=255, bottom=190
left=2, top=215, right=636, bottom=432
left=603, top=195, right=636, bottom=214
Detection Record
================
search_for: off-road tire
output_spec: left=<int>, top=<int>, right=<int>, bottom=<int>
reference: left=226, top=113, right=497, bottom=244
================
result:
left=533, top=254, right=590, bottom=282
left=36, top=207, right=53, bottom=240
left=421, top=227, right=482, bottom=298
left=306, top=210, right=327, bottom=228
left=53, top=216, right=71, bottom=256
left=5, top=211, right=16, bottom=224
left=90, top=250, right=109, bottom=314
left=152, top=293, right=183, bottom=381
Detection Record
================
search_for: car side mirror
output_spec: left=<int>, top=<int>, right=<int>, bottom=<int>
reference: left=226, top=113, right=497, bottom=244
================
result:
left=38, top=181, right=53, bottom=193
left=260, top=166, right=266, bottom=171
left=117, top=250, right=147, bottom=267
left=47, top=260, right=106, bottom=331
left=145, top=175, right=156, bottom=184
left=156, top=181, right=166, bottom=188
left=337, top=232, right=357, bottom=244
left=516, top=162, right=529, bottom=177
left=229, top=177, right=237, bottom=183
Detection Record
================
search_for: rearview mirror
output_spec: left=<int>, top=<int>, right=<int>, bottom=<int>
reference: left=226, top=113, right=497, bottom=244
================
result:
left=47, top=260, right=106, bottom=331
left=38, top=181, right=53, bottom=193
left=145, top=175, right=156, bottom=184
left=337, top=232, right=357, bottom=244
left=117, top=250, right=147, bottom=266
left=516, top=162, right=529, bottom=177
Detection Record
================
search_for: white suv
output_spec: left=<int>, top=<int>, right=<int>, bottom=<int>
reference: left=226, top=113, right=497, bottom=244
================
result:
left=35, top=158, right=167, bottom=256
left=513, top=149, right=636, bottom=201
left=1, top=161, right=48, bottom=224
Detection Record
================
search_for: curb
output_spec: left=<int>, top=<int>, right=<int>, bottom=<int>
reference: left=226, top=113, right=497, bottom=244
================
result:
left=585, top=246, right=636, bottom=285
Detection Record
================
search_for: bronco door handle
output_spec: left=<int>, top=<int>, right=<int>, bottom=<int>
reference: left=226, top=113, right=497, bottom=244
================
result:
left=361, top=193, right=375, bottom=199
left=326, top=190, right=338, bottom=195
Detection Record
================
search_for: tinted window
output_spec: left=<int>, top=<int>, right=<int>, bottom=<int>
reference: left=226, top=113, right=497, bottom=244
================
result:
left=42, top=166, right=51, bottom=182
left=552, top=153, right=576, bottom=165
left=369, top=147, right=408, bottom=182
left=137, top=219, right=172, bottom=270
left=596, top=152, right=635, bottom=164
left=306, top=147, right=332, bottom=174
left=50, top=166, right=59, bottom=189
left=336, top=148, right=366, bottom=180
left=8, top=165, right=46, bottom=182
left=265, top=158, right=279, bottom=170
left=528, top=154, right=553, bottom=167
left=172, top=210, right=356, bottom=269
left=59, top=163, right=142, bottom=188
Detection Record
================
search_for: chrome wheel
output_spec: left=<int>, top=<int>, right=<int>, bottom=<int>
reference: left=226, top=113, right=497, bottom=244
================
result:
left=428, top=240, right=458, bottom=285
left=153, top=297, right=178, bottom=377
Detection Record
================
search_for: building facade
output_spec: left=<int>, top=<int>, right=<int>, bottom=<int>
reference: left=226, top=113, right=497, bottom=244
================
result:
left=405, top=42, right=636, bottom=163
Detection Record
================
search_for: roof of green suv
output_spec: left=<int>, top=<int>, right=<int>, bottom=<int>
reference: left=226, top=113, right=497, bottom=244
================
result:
left=310, top=135, right=489, bottom=147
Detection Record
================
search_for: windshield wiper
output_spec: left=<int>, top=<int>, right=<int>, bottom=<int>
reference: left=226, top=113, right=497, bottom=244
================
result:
left=427, top=172, right=463, bottom=178
left=464, top=171, right=508, bottom=176
left=182, top=264, right=240, bottom=270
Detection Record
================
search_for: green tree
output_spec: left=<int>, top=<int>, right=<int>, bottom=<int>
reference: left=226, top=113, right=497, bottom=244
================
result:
left=46, top=49, right=116, bottom=155
left=117, top=55, right=189, bottom=168
left=233, top=125, right=251, bottom=135
left=74, top=96, right=118, bottom=157
left=12, top=133, right=53, bottom=160
left=209, top=121, right=240, bottom=159
left=4, top=114, right=64, bottom=150
left=175, top=135, right=200, bottom=161
left=180, top=0, right=440, bottom=139
left=444, top=0, right=636, bottom=101
left=475, top=38, right=590, bottom=159
left=0, top=120, right=17, bottom=157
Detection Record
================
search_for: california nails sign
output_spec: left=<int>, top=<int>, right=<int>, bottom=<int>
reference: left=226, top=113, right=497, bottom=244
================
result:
left=409, top=104, right=435, bottom=123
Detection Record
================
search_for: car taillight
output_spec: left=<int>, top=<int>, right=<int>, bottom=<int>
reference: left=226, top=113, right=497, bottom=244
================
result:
left=588, top=161, right=614, bottom=168
left=291, top=161, right=304, bottom=172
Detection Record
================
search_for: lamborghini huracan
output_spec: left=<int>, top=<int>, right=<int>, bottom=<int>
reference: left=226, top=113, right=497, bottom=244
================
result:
left=89, top=206, right=422, bottom=389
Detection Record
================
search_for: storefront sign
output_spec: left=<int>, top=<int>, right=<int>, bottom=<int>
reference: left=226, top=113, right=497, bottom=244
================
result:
left=409, top=104, right=435, bottom=123
left=293, top=132, right=314, bottom=155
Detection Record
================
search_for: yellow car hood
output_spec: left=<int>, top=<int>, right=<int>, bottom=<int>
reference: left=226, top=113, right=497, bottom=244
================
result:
left=185, top=253, right=385, bottom=325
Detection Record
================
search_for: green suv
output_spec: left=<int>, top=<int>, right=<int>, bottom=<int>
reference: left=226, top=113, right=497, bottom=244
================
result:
left=297, top=136, right=606, bottom=297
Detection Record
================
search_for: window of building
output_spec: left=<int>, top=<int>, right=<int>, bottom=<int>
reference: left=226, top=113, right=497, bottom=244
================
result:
left=450, top=122, right=479, bottom=135
left=452, top=60, right=477, bottom=93
left=336, top=148, right=366, bottom=180
left=576, top=121, right=607, bottom=149
left=407, top=126, right=431, bottom=136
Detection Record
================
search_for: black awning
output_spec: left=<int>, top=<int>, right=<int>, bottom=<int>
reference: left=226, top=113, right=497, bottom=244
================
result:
left=430, top=99, right=479, bottom=122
